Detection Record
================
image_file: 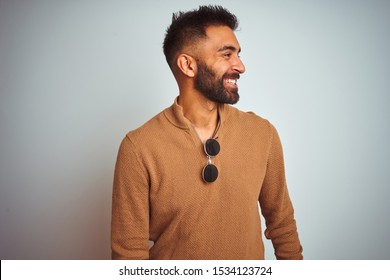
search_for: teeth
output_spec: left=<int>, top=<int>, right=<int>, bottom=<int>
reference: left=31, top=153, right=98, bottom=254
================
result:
left=226, top=79, right=237, bottom=85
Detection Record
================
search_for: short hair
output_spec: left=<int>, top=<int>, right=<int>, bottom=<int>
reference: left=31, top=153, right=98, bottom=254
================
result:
left=163, top=5, right=238, bottom=69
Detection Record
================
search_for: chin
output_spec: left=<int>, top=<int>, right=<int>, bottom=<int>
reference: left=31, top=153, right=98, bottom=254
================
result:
left=225, top=91, right=240, bottom=105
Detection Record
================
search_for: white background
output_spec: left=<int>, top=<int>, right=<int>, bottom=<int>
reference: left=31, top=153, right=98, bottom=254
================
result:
left=1, top=0, right=389, bottom=259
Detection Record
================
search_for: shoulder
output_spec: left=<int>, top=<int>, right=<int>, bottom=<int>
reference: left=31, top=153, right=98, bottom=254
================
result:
left=124, top=108, right=169, bottom=145
left=116, top=109, right=168, bottom=163
left=224, top=105, right=277, bottom=135
left=221, top=106, right=282, bottom=162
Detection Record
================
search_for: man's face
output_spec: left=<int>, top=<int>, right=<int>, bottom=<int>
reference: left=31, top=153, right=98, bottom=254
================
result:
left=195, top=60, right=241, bottom=104
left=194, top=25, right=245, bottom=104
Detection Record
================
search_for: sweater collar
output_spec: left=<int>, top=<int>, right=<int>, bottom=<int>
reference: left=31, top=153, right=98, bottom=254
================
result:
left=163, top=97, right=229, bottom=131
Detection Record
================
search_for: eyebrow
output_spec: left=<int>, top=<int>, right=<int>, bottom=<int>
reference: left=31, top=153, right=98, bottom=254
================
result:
left=217, top=45, right=241, bottom=53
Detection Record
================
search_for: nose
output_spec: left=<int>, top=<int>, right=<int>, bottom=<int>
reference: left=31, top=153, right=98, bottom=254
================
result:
left=232, top=56, right=245, bottom=74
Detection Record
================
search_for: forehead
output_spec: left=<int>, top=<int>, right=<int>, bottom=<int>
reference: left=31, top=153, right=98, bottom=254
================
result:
left=202, top=25, right=241, bottom=52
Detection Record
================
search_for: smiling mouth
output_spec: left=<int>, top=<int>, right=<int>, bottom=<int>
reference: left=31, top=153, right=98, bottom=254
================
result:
left=223, top=73, right=240, bottom=87
left=226, top=79, right=237, bottom=85
left=224, top=78, right=238, bottom=89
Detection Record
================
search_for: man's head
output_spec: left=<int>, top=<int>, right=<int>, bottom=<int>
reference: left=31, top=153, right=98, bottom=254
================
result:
left=163, top=5, right=238, bottom=69
left=163, top=5, right=245, bottom=104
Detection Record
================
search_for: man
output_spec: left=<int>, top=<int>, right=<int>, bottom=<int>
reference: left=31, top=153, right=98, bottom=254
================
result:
left=111, top=5, right=303, bottom=260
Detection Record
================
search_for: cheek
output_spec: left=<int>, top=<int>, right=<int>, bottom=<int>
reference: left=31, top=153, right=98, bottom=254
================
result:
left=220, top=63, right=233, bottom=77
left=210, top=60, right=229, bottom=73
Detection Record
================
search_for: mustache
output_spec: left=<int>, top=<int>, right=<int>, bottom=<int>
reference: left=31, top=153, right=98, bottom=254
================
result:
left=222, top=73, right=240, bottom=80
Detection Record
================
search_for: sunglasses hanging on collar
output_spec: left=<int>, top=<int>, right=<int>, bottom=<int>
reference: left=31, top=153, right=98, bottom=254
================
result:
left=202, top=138, right=220, bottom=183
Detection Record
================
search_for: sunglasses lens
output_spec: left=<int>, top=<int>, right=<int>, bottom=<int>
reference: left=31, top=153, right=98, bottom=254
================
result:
left=205, top=138, right=220, bottom=157
left=203, top=164, right=218, bottom=183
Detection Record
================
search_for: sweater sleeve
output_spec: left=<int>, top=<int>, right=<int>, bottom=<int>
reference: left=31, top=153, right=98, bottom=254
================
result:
left=111, top=136, right=150, bottom=259
left=259, top=124, right=303, bottom=260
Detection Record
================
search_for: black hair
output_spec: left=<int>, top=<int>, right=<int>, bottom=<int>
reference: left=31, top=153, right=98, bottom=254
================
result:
left=163, top=5, right=238, bottom=69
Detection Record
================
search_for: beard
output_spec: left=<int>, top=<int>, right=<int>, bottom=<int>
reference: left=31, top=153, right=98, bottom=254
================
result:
left=194, top=61, right=240, bottom=104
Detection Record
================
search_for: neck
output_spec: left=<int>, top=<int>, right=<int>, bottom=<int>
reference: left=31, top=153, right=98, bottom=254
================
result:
left=178, top=92, right=220, bottom=142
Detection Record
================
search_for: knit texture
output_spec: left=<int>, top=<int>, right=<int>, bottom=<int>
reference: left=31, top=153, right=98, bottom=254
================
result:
left=111, top=99, right=303, bottom=260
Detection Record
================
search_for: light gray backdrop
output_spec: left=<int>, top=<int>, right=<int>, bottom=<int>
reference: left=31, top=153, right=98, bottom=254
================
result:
left=1, top=0, right=389, bottom=260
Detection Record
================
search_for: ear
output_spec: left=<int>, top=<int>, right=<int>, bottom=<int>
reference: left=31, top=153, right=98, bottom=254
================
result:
left=176, top=54, right=196, bottom=78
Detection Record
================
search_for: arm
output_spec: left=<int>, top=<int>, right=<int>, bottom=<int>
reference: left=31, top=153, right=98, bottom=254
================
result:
left=259, top=124, right=303, bottom=260
left=111, top=136, right=150, bottom=259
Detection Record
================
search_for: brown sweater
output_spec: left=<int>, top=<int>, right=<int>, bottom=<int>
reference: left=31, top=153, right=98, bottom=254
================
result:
left=111, top=99, right=303, bottom=260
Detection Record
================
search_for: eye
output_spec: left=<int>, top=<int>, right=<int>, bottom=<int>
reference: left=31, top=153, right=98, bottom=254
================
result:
left=223, top=52, right=232, bottom=58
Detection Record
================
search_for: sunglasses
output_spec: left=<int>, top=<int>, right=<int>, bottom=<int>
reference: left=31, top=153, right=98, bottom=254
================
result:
left=202, top=138, right=220, bottom=183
